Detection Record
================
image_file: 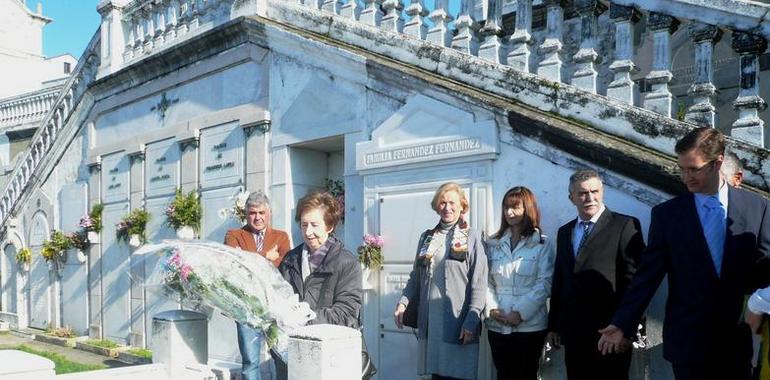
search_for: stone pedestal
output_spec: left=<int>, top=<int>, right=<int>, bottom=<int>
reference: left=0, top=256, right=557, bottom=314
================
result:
left=0, top=350, right=55, bottom=380
left=152, top=310, right=214, bottom=380
left=288, top=324, right=361, bottom=380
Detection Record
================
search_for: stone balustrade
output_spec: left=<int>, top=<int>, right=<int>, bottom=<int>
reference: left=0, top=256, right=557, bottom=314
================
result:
left=0, top=32, right=101, bottom=231
left=271, top=0, right=770, bottom=147
left=0, top=88, right=61, bottom=129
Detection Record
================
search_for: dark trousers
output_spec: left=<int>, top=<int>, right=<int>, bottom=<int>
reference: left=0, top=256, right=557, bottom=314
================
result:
left=487, top=329, right=547, bottom=380
left=564, top=337, right=631, bottom=380
left=672, top=337, right=752, bottom=380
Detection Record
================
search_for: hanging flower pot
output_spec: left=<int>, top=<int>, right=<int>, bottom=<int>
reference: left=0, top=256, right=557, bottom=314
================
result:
left=87, top=231, right=99, bottom=244
left=129, top=234, right=143, bottom=248
left=22, top=261, right=30, bottom=273
left=176, top=226, right=195, bottom=240
left=76, top=250, right=87, bottom=264
left=361, top=263, right=374, bottom=290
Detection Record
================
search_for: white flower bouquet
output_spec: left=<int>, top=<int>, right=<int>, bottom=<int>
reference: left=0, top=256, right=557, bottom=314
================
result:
left=136, top=240, right=316, bottom=360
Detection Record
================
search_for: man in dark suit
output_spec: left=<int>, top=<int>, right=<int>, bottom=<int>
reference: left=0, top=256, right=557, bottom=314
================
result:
left=224, top=191, right=291, bottom=380
left=598, top=127, right=770, bottom=380
left=547, top=169, right=645, bottom=380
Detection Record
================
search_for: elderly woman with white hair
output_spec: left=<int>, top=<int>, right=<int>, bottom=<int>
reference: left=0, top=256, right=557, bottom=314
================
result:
left=224, top=190, right=291, bottom=380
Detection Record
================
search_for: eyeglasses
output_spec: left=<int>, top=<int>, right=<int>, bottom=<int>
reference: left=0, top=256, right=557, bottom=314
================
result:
left=677, top=160, right=715, bottom=177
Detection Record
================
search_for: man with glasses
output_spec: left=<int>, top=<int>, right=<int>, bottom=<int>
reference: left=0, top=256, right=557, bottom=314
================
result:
left=598, top=127, right=770, bottom=380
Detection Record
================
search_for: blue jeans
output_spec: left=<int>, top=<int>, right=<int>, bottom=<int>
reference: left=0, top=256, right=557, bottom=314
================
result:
left=236, top=322, right=263, bottom=380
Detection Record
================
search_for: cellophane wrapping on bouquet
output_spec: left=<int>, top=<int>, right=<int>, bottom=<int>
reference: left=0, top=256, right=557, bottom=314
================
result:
left=135, top=240, right=316, bottom=361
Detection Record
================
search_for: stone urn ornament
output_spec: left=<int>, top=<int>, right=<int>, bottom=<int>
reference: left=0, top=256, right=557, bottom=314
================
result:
left=360, top=264, right=374, bottom=290
left=176, top=226, right=195, bottom=240
left=76, top=250, right=87, bottom=264
left=87, top=231, right=99, bottom=244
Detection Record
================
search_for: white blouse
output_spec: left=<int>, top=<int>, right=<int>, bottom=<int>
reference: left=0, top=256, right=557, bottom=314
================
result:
left=748, top=286, right=770, bottom=315
left=485, top=230, right=555, bottom=334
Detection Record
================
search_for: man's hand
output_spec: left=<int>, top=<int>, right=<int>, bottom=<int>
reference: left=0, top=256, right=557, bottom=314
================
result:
left=264, top=246, right=279, bottom=262
left=458, top=328, right=474, bottom=344
left=393, top=303, right=406, bottom=329
left=545, top=331, right=561, bottom=350
left=746, top=310, right=764, bottom=334
left=505, top=311, right=523, bottom=326
left=598, top=324, right=626, bottom=355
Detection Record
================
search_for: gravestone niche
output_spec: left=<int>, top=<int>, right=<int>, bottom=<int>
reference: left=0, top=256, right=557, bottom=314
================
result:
left=200, top=122, right=244, bottom=190
left=145, top=138, right=180, bottom=198
left=28, top=212, right=50, bottom=330
left=2, top=244, right=18, bottom=315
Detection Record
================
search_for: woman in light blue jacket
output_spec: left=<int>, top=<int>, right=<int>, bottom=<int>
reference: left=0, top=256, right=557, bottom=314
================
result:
left=485, top=186, right=555, bottom=380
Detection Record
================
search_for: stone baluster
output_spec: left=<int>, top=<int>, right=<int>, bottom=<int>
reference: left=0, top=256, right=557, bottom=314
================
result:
left=340, top=0, right=360, bottom=20
left=451, top=0, right=478, bottom=55
left=380, top=0, right=403, bottom=33
left=134, top=14, right=145, bottom=55
left=642, top=12, right=678, bottom=117
left=427, top=0, right=452, bottom=47
left=166, top=1, right=179, bottom=39
left=478, top=0, right=503, bottom=63
left=403, top=0, right=427, bottom=40
left=731, top=31, right=768, bottom=146
left=123, top=15, right=135, bottom=61
left=189, top=0, right=202, bottom=28
left=684, top=23, right=722, bottom=127
left=571, top=0, right=606, bottom=93
left=506, top=0, right=532, bottom=72
left=321, top=0, right=340, bottom=14
left=154, top=4, right=166, bottom=44
left=359, top=0, right=382, bottom=26
left=144, top=8, right=155, bottom=51
left=178, top=0, right=190, bottom=35
left=606, top=3, right=640, bottom=105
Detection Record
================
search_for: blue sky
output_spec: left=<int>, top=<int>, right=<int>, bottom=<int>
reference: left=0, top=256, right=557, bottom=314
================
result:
left=26, top=0, right=101, bottom=59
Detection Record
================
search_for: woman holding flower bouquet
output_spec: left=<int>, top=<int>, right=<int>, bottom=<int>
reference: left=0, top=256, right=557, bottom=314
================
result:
left=484, top=186, right=555, bottom=380
left=393, top=182, right=488, bottom=380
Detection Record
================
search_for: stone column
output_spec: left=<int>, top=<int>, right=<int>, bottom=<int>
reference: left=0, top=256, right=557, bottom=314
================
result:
left=571, top=0, right=606, bottom=93
left=731, top=31, right=768, bottom=147
left=178, top=133, right=200, bottom=193
left=606, top=3, right=640, bottom=105
left=684, top=23, right=722, bottom=127
left=288, top=325, right=361, bottom=380
left=451, top=0, right=478, bottom=55
left=427, top=0, right=452, bottom=47
left=127, top=147, right=145, bottom=347
left=642, top=12, right=679, bottom=117
left=242, top=119, right=271, bottom=193
left=506, top=0, right=532, bottom=72
left=403, top=0, right=427, bottom=40
left=340, top=0, right=360, bottom=20
left=87, top=158, right=102, bottom=339
left=320, top=0, right=340, bottom=15
left=478, top=0, right=503, bottom=63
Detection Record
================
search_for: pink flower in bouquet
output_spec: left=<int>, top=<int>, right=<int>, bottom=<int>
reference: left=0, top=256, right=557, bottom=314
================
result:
left=164, top=204, right=176, bottom=218
left=180, top=263, right=193, bottom=282
left=78, top=216, right=93, bottom=230
left=168, top=251, right=181, bottom=268
left=363, top=234, right=384, bottom=248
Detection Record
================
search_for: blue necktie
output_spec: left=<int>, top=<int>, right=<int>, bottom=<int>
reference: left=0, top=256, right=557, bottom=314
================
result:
left=702, top=196, right=725, bottom=276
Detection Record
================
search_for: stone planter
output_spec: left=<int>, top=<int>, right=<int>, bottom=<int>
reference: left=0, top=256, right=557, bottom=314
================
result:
left=87, top=231, right=99, bottom=244
left=75, top=341, right=123, bottom=358
left=35, top=334, right=86, bottom=348
left=20, top=261, right=30, bottom=273
left=176, top=226, right=195, bottom=239
left=128, top=234, right=143, bottom=248
left=117, top=350, right=152, bottom=365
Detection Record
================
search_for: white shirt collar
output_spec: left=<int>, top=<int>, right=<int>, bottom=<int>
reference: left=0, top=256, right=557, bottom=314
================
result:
left=575, top=204, right=606, bottom=225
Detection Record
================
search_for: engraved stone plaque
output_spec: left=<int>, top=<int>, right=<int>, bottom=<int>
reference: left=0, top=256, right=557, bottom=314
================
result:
left=200, top=122, right=244, bottom=189
left=145, top=138, right=180, bottom=197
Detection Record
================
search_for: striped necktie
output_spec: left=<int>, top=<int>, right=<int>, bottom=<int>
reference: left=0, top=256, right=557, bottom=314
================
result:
left=255, top=231, right=264, bottom=253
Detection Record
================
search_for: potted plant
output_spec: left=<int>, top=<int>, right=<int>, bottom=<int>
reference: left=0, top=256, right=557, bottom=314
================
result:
left=79, top=203, right=103, bottom=243
left=117, top=209, right=150, bottom=248
left=165, top=189, right=201, bottom=239
left=42, top=230, right=72, bottom=271
left=357, top=234, right=384, bottom=290
left=68, top=230, right=90, bottom=263
left=324, top=179, right=345, bottom=223
left=15, top=247, right=31, bottom=272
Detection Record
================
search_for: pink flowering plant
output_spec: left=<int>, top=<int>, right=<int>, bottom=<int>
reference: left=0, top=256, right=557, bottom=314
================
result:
left=162, top=249, right=205, bottom=298
left=79, top=203, right=103, bottom=233
left=68, top=230, right=90, bottom=251
left=357, top=234, right=384, bottom=270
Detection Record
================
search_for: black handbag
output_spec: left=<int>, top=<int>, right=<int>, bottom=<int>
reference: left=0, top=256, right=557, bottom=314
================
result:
left=361, top=333, right=377, bottom=380
left=403, top=297, right=419, bottom=329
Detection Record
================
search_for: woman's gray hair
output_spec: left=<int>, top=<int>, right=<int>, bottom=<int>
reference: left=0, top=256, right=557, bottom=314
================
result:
left=245, top=191, right=271, bottom=209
